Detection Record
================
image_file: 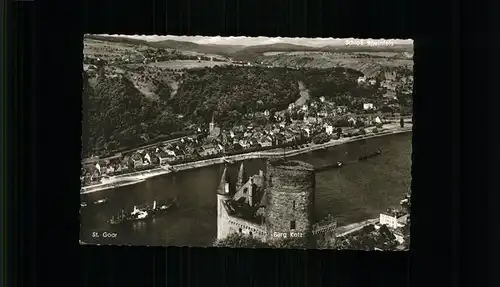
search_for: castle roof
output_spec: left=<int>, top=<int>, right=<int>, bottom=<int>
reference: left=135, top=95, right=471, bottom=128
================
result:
left=217, top=167, right=230, bottom=195
left=237, top=162, right=247, bottom=187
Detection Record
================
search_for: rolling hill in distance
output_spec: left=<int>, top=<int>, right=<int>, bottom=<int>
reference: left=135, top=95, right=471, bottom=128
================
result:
left=84, top=34, right=413, bottom=59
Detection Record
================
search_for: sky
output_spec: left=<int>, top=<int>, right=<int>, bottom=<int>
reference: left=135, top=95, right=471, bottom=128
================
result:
left=96, top=34, right=413, bottom=47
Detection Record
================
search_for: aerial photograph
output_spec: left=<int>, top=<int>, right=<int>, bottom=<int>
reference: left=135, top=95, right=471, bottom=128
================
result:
left=80, top=35, right=413, bottom=250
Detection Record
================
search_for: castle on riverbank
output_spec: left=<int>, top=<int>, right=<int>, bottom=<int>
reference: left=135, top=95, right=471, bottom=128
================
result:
left=216, top=159, right=337, bottom=248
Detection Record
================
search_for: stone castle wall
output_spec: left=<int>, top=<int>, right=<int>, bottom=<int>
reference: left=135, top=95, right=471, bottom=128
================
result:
left=226, top=216, right=266, bottom=241
left=217, top=195, right=267, bottom=241
left=264, top=160, right=316, bottom=243
left=216, top=194, right=231, bottom=240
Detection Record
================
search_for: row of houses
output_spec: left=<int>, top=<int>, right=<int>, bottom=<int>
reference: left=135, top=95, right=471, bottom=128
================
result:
left=81, top=106, right=400, bottom=187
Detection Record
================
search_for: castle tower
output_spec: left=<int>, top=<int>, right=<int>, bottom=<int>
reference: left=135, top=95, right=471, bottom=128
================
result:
left=217, top=166, right=231, bottom=195
left=264, top=159, right=316, bottom=247
left=216, top=166, right=231, bottom=240
left=209, top=114, right=215, bottom=134
left=236, top=162, right=247, bottom=191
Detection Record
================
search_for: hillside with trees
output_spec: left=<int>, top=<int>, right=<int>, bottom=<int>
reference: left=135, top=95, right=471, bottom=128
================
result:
left=82, top=64, right=370, bottom=156
left=82, top=71, right=182, bottom=157
left=82, top=59, right=412, bottom=157
left=169, top=66, right=302, bottom=121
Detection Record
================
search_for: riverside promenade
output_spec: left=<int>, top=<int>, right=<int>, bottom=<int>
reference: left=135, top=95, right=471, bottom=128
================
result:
left=81, top=124, right=412, bottom=194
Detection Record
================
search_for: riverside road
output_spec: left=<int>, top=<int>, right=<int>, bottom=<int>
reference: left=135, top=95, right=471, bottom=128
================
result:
left=80, top=132, right=412, bottom=247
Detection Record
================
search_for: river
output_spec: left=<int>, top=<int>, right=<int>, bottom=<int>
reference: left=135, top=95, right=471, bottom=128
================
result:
left=80, top=132, right=412, bottom=247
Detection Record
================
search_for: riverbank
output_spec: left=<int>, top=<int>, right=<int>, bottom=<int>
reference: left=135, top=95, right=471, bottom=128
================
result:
left=81, top=124, right=412, bottom=194
left=335, top=218, right=380, bottom=237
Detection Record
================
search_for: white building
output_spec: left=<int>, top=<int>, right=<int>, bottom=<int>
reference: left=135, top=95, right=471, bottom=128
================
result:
left=379, top=213, right=407, bottom=229
left=379, top=213, right=400, bottom=229
left=317, top=111, right=328, bottom=118
left=357, top=76, right=367, bottom=84
left=348, top=117, right=357, bottom=126
left=363, top=103, right=374, bottom=110
left=325, top=125, right=334, bottom=135
left=303, top=128, right=311, bottom=137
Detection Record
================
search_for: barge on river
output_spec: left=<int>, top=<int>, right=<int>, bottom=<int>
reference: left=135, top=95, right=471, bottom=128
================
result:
left=108, top=198, right=176, bottom=225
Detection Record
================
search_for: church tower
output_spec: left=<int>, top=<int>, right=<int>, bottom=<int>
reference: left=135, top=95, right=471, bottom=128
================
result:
left=236, top=162, right=247, bottom=191
left=209, top=114, right=215, bottom=134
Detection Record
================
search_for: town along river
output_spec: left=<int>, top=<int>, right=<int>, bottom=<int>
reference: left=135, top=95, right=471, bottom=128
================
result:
left=80, top=132, right=412, bottom=247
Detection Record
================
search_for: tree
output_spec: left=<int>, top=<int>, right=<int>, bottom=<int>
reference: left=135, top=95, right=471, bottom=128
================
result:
left=214, top=232, right=309, bottom=249
left=361, top=224, right=375, bottom=233
left=268, top=237, right=308, bottom=249
left=378, top=225, right=395, bottom=240
left=284, top=113, right=292, bottom=125
left=355, top=120, right=365, bottom=128
left=156, top=82, right=172, bottom=102
left=214, top=233, right=269, bottom=248
left=378, top=225, right=398, bottom=250
left=316, top=236, right=337, bottom=249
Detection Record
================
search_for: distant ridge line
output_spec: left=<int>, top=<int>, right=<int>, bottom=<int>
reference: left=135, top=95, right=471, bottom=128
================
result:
left=84, top=35, right=413, bottom=56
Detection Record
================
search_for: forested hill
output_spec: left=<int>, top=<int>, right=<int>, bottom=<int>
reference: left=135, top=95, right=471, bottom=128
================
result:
left=82, top=65, right=374, bottom=157
left=82, top=71, right=182, bottom=157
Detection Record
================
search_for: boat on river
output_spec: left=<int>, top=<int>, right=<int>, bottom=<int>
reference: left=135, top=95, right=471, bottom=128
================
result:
left=108, top=198, right=176, bottom=225
left=315, top=161, right=344, bottom=172
left=93, top=198, right=108, bottom=205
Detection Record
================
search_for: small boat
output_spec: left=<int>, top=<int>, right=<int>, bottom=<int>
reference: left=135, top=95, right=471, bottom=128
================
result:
left=337, top=161, right=343, bottom=167
left=80, top=202, right=87, bottom=208
left=93, top=198, right=107, bottom=205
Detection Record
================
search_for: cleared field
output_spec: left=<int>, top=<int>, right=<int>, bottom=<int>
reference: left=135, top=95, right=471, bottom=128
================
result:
left=258, top=52, right=413, bottom=76
left=84, top=40, right=139, bottom=54
left=263, top=51, right=322, bottom=56
left=148, top=60, right=232, bottom=69
left=351, top=52, right=403, bottom=57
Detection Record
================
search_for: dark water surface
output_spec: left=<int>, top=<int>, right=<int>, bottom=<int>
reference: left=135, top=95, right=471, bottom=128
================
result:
left=80, top=132, right=412, bottom=246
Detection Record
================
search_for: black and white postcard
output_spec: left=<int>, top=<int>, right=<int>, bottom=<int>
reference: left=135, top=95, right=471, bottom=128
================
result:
left=80, top=35, right=413, bottom=250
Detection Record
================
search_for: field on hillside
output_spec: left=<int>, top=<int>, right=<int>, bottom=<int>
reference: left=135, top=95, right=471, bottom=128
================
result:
left=263, top=51, right=325, bottom=56
left=83, top=39, right=143, bottom=60
left=258, top=52, right=412, bottom=77
left=351, top=52, right=404, bottom=57
left=149, top=60, right=232, bottom=69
